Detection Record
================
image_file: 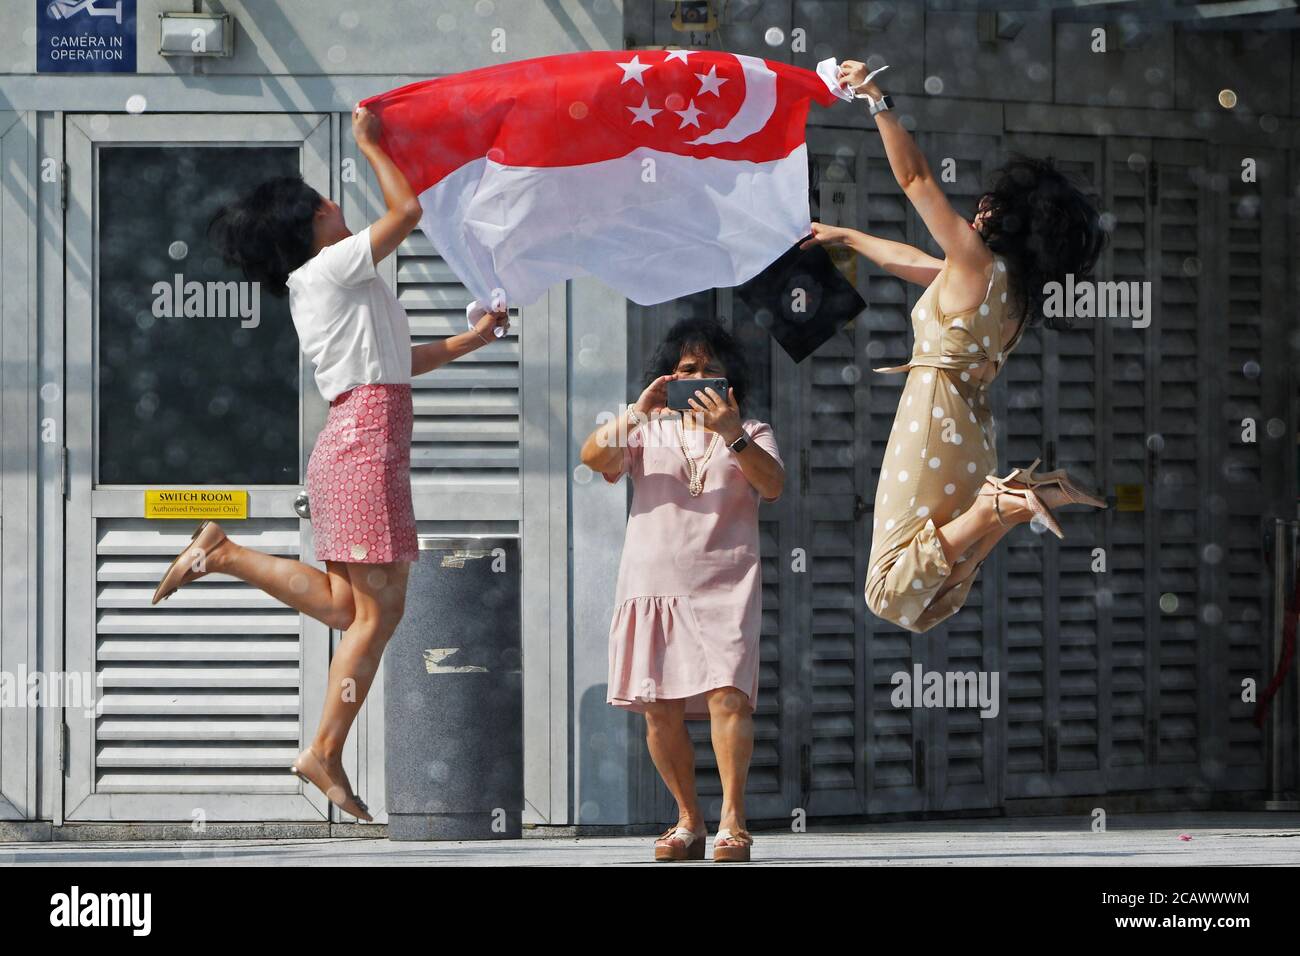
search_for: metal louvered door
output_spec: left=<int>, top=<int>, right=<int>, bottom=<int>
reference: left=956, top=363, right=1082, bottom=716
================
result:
left=853, top=135, right=930, bottom=814
left=1211, top=142, right=1286, bottom=792
left=797, top=128, right=871, bottom=816
left=64, top=114, right=333, bottom=821
left=999, top=133, right=1109, bottom=799
left=1101, top=137, right=1215, bottom=793
left=909, top=132, right=1004, bottom=812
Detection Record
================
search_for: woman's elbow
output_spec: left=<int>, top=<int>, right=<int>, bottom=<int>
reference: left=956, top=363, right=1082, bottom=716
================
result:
left=398, top=199, right=423, bottom=227
left=762, top=470, right=785, bottom=502
left=579, top=441, right=602, bottom=471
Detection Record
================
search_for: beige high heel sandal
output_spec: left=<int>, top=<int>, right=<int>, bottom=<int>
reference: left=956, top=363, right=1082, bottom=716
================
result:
left=980, top=458, right=1107, bottom=540
left=713, top=827, right=753, bottom=863
left=654, top=823, right=708, bottom=862
left=290, top=746, right=374, bottom=822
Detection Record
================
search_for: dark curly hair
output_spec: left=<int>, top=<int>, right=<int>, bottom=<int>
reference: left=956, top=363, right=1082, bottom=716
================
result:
left=208, top=175, right=322, bottom=297
left=645, top=317, right=751, bottom=415
left=975, top=154, right=1107, bottom=331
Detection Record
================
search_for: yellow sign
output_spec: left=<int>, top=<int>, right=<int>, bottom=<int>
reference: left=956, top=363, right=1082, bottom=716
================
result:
left=1114, top=484, right=1144, bottom=512
left=145, top=489, right=247, bottom=519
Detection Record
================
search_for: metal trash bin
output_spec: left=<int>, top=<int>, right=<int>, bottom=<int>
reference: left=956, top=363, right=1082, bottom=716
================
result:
left=384, top=536, right=523, bottom=840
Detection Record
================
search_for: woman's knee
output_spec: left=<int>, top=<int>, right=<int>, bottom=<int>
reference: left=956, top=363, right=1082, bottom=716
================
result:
left=643, top=699, right=685, bottom=733
left=864, top=565, right=923, bottom=632
left=864, top=563, right=891, bottom=618
left=329, top=586, right=357, bottom=631
left=347, top=564, right=408, bottom=632
left=705, top=686, right=752, bottom=717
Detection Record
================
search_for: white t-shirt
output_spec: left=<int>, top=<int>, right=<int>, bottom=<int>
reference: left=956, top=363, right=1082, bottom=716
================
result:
left=286, top=225, right=412, bottom=402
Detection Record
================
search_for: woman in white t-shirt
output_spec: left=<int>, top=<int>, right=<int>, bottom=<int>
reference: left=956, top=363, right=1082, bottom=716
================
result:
left=151, top=106, right=508, bottom=821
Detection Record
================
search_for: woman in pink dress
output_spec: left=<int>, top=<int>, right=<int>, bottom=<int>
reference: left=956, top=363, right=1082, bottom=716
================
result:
left=149, top=106, right=508, bottom=821
left=581, top=319, right=785, bottom=863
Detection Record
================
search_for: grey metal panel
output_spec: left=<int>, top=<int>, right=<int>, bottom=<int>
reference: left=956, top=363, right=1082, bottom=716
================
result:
left=1053, top=23, right=1177, bottom=110
left=0, top=110, right=35, bottom=821
left=519, top=284, right=569, bottom=824
left=37, top=110, right=66, bottom=825
left=791, top=0, right=925, bottom=93
left=925, top=9, right=1053, bottom=104
left=1004, top=102, right=1300, bottom=151
left=568, top=275, right=632, bottom=826
left=1174, top=29, right=1291, bottom=117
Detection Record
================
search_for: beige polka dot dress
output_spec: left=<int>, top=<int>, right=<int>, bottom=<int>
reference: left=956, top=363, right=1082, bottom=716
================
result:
left=864, top=253, right=1027, bottom=633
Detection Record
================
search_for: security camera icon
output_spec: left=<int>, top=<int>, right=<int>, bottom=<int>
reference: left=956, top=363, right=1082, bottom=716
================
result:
left=46, top=1, right=124, bottom=26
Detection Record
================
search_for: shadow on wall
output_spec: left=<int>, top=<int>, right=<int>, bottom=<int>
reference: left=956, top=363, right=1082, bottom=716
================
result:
left=577, top=682, right=637, bottom=825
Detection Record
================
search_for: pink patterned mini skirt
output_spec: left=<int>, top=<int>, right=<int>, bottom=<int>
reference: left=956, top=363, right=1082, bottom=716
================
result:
left=305, top=383, right=420, bottom=564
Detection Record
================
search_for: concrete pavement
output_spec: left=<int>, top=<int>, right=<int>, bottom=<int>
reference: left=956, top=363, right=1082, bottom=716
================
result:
left=2, top=812, right=1297, bottom=866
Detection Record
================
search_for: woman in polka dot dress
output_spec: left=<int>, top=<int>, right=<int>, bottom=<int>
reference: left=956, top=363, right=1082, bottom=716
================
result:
left=153, top=106, right=508, bottom=819
left=809, top=58, right=1108, bottom=633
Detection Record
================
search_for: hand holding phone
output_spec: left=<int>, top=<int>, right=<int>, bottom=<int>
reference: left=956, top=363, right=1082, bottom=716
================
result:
left=666, top=377, right=728, bottom=412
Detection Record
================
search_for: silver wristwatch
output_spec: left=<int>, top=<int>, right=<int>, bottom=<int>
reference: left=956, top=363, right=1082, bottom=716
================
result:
left=728, top=432, right=750, bottom=454
left=868, top=92, right=894, bottom=116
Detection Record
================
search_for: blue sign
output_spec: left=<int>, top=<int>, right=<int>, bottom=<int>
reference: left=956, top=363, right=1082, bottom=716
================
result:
left=37, top=0, right=137, bottom=73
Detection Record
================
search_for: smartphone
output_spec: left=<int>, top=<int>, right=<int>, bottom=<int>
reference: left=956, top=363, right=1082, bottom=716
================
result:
left=666, top=377, right=729, bottom=412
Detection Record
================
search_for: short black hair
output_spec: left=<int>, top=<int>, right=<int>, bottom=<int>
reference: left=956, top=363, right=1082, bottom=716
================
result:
left=208, top=175, right=322, bottom=297
left=644, top=317, right=751, bottom=415
left=976, top=153, right=1108, bottom=331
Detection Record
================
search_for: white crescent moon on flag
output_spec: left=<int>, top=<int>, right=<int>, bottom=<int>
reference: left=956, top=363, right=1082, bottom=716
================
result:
left=686, top=53, right=777, bottom=146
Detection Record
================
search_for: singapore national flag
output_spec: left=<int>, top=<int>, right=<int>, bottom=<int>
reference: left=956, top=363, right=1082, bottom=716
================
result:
left=359, top=50, right=847, bottom=310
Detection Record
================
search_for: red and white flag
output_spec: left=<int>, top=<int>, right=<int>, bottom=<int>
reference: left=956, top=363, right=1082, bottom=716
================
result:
left=360, top=51, right=847, bottom=310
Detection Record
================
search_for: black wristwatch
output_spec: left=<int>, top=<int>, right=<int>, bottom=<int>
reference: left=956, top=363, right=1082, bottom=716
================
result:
left=728, top=432, right=750, bottom=454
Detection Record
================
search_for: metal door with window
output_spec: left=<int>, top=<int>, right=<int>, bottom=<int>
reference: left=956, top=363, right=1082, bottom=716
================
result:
left=64, top=113, right=332, bottom=821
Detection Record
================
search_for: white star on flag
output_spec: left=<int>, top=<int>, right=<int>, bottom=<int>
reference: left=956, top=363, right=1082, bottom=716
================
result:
left=663, top=49, right=693, bottom=63
left=695, top=65, right=728, bottom=97
left=674, top=99, right=703, bottom=128
left=627, top=97, right=661, bottom=126
left=617, top=55, right=652, bottom=85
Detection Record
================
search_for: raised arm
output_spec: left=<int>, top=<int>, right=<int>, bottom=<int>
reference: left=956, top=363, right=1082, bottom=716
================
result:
left=802, top=223, right=943, bottom=287
left=837, top=60, right=991, bottom=286
left=351, top=105, right=423, bottom=266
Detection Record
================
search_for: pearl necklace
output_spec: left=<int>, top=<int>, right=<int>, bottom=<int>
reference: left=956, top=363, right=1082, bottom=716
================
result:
left=676, top=419, right=719, bottom=497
